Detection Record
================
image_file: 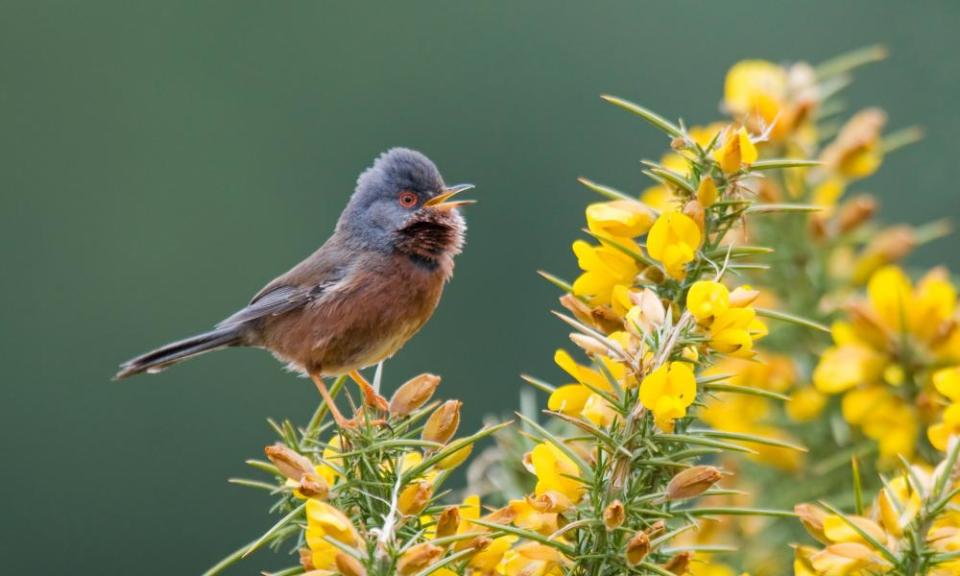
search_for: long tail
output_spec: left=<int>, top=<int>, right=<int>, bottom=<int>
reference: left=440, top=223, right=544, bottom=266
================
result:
left=115, top=327, right=243, bottom=380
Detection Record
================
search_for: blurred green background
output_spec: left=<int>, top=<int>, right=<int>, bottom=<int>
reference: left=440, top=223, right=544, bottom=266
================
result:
left=2, top=1, right=958, bottom=573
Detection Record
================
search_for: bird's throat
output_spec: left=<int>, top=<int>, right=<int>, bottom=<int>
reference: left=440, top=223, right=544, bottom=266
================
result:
left=394, top=215, right=464, bottom=267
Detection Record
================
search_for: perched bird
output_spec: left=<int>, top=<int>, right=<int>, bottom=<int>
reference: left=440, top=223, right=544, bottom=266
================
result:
left=116, top=148, right=473, bottom=426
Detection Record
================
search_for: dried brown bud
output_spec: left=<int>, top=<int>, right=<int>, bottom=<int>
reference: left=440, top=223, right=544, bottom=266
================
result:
left=264, top=443, right=316, bottom=483
left=528, top=491, right=572, bottom=513
left=422, top=400, right=462, bottom=445
left=299, top=548, right=314, bottom=570
left=670, top=136, right=688, bottom=151
left=559, top=293, right=596, bottom=327
left=853, top=225, right=917, bottom=283
left=625, top=530, right=651, bottom=566
left=820, top=108, right=887, bottom=176
left=664, top=551, right=692, bottom=574
left=335, top=553, right=367, bottom=576
left=644, top=520, right=666, bottom=539
left=837, top=195, right=877, bottom=235
left=665, top=465, right=723, bottom=501
left=795, top=503, right=830, bottom=544
left=389, top=373, right=441, bottom=417
left=436, top=506, right=461, bottom=540
left=603, top=499, right=625, bottom=531
left=397, top=543, right=443, bottom=576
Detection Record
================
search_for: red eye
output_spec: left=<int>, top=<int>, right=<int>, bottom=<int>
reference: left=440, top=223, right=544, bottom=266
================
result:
left=398, top=191, right=419, bottom=208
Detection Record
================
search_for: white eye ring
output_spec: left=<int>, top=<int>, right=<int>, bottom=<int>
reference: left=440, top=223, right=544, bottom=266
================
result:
left=398, top=191, right=419, bottom=208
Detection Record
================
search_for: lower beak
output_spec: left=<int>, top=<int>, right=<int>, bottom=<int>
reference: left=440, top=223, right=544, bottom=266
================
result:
left=424, top=183, right=476, bottom=211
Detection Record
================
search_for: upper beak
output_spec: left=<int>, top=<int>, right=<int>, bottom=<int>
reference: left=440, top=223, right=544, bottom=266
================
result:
left=424, top=183, right=476, bottom=211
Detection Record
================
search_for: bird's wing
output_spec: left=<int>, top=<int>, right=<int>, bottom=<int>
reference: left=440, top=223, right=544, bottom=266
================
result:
left=215, top=284, right=317, bottom=329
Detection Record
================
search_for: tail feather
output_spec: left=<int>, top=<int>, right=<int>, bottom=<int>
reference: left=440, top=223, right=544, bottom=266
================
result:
left=115, top=327, right=243, bottom=380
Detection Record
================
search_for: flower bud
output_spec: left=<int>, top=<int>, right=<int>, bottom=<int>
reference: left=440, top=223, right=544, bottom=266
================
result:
left=389, top=373, right=441, bottom=417
left=335, top=553, right=367, bottom=576
left=625, top=288, right=666, bottom=338
left=569, top=333, right=608, bottom=356
left=603, top=499, right=625, bottom=531
left=265, top=443, right=329, bottom=498
left=264, top=443, right=315, bottom=482
left=397, top=543, right=442, bottom=576
left=435, top=442, right=473, bottom=471
left=625, top=531, right=650, bottom=566
left=728, top=285, right=760, bottom=308
left=663, top=551, right=691, bottom=574
left=398, top=481, right=433, bottom=515
left=421, top=400, right=463, bottom=444
left=436, top=506, right=461, bottom=540
left=795, top=503, right=830, bottom=544
left=696, top=176, right=719, bottom=208
left=665, top=465, right=723, bottom=501
left=837, top=195, right=877, bottom=235
left=422, top=400, right=462, bottom=445
left=682, top=200, right=705, bottom=233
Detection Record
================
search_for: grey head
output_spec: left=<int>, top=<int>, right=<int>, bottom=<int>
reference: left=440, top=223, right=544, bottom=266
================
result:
left=337, top=148, right=473, bottom=260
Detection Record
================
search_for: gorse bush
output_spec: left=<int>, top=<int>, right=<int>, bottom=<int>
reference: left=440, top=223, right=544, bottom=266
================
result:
left=206, top=47, right=960, bottom=576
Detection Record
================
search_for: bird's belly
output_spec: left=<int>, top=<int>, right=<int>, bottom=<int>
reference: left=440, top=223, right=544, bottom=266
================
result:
left=261, top=267, right=445, bottom=376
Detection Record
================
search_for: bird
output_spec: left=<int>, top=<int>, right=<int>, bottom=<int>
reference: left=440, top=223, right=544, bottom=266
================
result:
left=116, top=147, right=474, bottom=427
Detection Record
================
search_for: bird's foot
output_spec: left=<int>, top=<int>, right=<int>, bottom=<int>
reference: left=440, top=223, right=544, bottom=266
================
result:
left=349, top=369, right=390, bottom=413
left=310, top=373, right=358, bottom=429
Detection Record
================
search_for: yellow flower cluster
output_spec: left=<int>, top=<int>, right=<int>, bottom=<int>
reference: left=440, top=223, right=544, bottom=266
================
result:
left=796, top=444, right=960, bottom=576
left=813, top=265, right=960, bottom=459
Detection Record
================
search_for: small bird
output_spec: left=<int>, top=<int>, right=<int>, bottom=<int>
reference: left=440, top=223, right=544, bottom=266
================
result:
left=116, top=148, right=473, bottom=426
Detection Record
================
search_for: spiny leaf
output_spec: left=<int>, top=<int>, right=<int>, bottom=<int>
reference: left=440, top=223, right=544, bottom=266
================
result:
left=702, top=382, right=790, bottom=402
left=600, top=94, right=683, bottom=138
left=654, top=433, right=757, bottom=455
left=577, top=176, right=638, bottom=203
left=756, top=307, right=831, bottom=334
left=537, top=270, right=574, bottom=293
left=749, top=158, right=821, bottom=171
left=689, top=428, right=807, bottom=452
left=521, top=374, right=557, bottom=394
left=241, top=503, right=306, bottom=558
left=469, top=518, right=576, bottom=555
left=683, top=506, right=798, bottom=519
left=745, top=203, right=823, bottom=214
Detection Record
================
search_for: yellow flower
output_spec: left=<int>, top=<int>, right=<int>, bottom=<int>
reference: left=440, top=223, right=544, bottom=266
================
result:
left=929, top=404, right=960, bottom=451
left=547, top=349, right=616, bottom=417
left=500, top=543, right=565, bottom=576
left=687, top=281, right=730, bottom=324
left=571, top=240, right=639, bottom=305
left=820, top=108, right=886, bottom=181
left=646, top=211, right=701, bottom=280
left=724, top=60, right=787, bottom=135
left=585, top=200, right=655, bottom=238
left=305, top=500, right=360, bottom=570
left=877, top=475, right=921, bottom=537
left=639, top=362, right=697, bottom=430
left=786, top=387, right=827, bottom=422
left=529, top=442, right=585, bottom=503
left=714, top=126, right=758, bottom=174
left=708, top=307, right=765, bottom=358
left=469, top=535, right=517, bottom=574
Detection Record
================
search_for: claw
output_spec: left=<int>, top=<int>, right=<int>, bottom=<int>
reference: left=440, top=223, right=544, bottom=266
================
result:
left=310, top=373, right=357, bottom=429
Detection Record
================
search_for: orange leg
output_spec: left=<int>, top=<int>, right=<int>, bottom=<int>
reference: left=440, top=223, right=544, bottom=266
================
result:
left=349, top=369, right=390, bottom=413
left=310, top=372, right=355, bottom=429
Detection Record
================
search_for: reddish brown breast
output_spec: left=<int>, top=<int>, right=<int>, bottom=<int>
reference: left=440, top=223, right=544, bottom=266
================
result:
left=259, top=252, right=451, bottom=376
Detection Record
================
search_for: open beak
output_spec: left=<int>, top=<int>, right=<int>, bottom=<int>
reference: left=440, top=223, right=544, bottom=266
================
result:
left=424, top=183, right=476, bottom=211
